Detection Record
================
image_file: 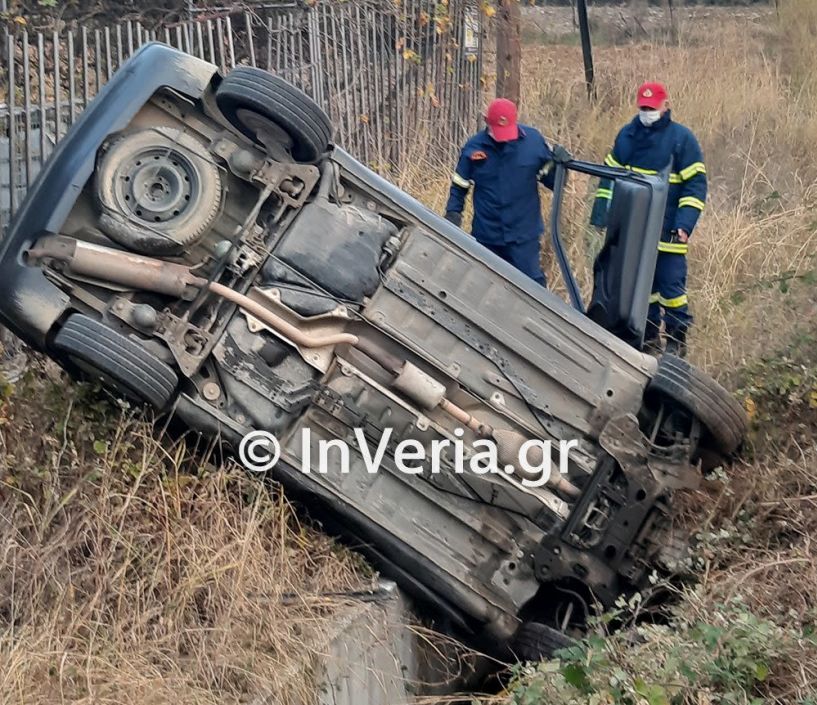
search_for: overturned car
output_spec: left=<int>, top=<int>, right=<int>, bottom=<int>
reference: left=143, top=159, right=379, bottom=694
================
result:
left=0, top=44, right=746, bottom=659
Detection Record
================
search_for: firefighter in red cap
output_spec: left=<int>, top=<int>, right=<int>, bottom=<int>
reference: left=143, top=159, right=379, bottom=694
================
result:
left=444, top=98, right=558, bottom=287
left=591, top=82, right=707, bottom=357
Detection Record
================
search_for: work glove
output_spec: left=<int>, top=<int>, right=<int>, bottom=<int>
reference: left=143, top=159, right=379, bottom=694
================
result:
left=445, top=211, right=463, bottom=228
left=552, top=144, right=573, bottom=163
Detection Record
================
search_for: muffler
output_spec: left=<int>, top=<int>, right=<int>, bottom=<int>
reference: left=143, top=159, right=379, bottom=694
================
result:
left=27, top=235, right=206, bottom=299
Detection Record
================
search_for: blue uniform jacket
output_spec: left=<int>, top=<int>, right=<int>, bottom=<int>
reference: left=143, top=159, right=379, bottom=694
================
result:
left=445, top=125, right=556, bottom=246
left=590, top=110, right=707, bottom=254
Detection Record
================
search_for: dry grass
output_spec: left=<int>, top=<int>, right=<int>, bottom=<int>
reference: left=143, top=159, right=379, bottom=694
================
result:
left=0, top=364, right=375, bottom=705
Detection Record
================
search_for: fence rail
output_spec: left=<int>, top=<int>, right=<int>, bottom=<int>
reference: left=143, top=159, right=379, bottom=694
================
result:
left=0, top=0, right=485, bottom=232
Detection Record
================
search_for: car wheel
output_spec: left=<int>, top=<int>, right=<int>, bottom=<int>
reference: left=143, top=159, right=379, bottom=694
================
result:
left=53, top=314, right=178, bottom=410
left=509, top=622, right=576, bottom=661
left=646, top=353, right=747, bottom=459
left=95, top=127, right=223, bottom=256
left=214, top=66, right=333, bottom=163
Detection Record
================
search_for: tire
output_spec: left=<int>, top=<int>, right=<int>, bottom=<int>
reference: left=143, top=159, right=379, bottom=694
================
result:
left=53, top=314, right=178, bottom=410
left=509, top=622, right=576, bottom=661
left=646, top=353, right=747, bottom=458
left=214, top=66, right=332, bottom=163
left=95, top=127, right=223, bottom=256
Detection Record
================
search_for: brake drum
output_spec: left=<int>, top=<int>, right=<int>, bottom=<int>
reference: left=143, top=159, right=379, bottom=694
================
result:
left=95, top=127, right=223, bottom=255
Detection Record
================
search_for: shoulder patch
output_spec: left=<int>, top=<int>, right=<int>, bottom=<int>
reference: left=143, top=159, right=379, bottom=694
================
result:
left=470, top=150, right=487, bottom=160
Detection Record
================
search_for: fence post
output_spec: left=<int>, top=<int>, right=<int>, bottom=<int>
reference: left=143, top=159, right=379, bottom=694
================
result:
left=577, top=0, right=595, bottom=99
left=6, top=34, right=16, bottom=217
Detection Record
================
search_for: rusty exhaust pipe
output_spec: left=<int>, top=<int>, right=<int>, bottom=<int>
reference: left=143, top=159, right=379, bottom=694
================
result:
left=27, top=235, right=206, bottom=299
left=27, top=235, right=360, bottom=349
left=28, top=235, right=578, bottom=500
left=208, top=282, right=359, bottom=349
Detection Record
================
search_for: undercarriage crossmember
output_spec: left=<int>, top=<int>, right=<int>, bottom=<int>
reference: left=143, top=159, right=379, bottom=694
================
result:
left=534, top=413, right=700, bottom=607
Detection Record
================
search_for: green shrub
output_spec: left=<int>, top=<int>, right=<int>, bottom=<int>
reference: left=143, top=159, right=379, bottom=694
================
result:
left=506, top=596, right=813, bottom=705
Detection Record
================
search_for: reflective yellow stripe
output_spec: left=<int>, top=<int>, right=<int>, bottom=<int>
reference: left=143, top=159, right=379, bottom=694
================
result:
left=649, top=292, right=660, bottom=304
left=678, top=196, right=705, bottom=211
left=658, top=294, right=688, bottom=308
left=680, top=162, right=706, bottom=181
left=602, top=156, right=699, bottom=183
left=608, top=159, right=657, bottom=175
left=657, top=242, right=689, bottom=254
left=595, top=188, right=613, bottom=200
left=452, top=172, right=470, bottom=188
left=629, top=165, right=658, bottom=175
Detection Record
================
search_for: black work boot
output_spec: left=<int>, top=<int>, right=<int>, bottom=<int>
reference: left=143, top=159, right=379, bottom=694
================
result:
left=664, top=328, right=688, bottom=358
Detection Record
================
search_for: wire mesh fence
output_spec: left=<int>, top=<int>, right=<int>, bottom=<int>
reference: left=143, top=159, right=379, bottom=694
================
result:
left=0, top=0, right=486, bottom=233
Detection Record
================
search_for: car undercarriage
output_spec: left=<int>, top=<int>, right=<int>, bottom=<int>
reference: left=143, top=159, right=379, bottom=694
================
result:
left=0, top=43, right=747, bottom=659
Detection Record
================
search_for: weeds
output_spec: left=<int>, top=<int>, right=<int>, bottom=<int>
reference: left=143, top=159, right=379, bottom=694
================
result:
left=735, top=329, right=817, bottom=450
left=506, top=594, right=814, bottom=705
left=0, top=365, right=373, bottom=705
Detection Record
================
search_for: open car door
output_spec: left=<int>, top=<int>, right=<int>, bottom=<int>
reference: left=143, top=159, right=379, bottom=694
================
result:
left=548, top=157, right=670, bottom=349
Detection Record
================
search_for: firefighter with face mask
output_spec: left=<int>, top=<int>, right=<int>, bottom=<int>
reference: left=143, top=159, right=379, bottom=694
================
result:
left=590, top=82, right=707, bottom=358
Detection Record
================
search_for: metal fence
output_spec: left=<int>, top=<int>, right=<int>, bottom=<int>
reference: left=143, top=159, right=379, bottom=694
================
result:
left=0, top=0, right=485, bottom=232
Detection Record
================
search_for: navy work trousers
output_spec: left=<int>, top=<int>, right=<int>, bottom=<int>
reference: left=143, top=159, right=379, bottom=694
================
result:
left=647, top=251, right=692, bottom=339
left=480, top=238, right=546, bottom=287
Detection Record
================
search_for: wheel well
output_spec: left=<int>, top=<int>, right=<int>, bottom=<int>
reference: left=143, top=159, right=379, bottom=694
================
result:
left=519, top=578, right=596, bottom=634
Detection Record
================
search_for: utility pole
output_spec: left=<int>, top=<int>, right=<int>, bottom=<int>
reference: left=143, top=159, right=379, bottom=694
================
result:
left=576, top=0, right=595, bottom=99
left=666, top=0, right=677, bottom=42
left=496, top=0, right=521, bottom=104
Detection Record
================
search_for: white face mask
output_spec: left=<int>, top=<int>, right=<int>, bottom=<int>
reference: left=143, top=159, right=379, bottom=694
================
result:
left=639, top=109, right=662, bottom=126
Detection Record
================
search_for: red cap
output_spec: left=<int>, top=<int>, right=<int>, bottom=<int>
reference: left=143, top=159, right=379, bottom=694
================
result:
left=485, top=98, right=518, bottom=141
left=637, top=82, right=668, bottom=109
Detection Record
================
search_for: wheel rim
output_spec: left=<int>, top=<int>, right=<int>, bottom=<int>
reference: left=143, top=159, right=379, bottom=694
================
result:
left=96, top=128, right=224, bottom=253
left=112, top=148, right=199, bottom=226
